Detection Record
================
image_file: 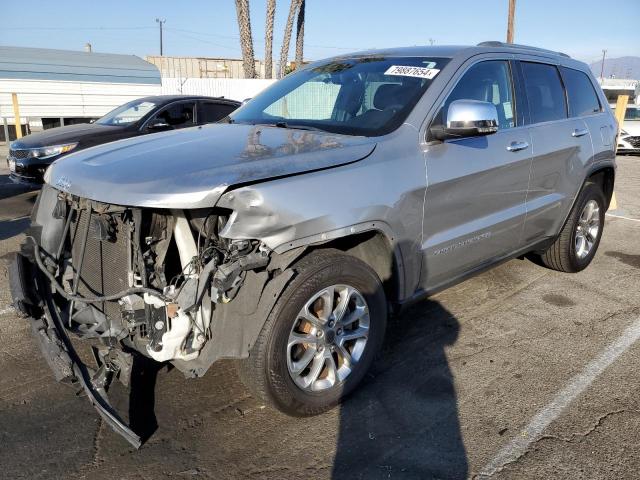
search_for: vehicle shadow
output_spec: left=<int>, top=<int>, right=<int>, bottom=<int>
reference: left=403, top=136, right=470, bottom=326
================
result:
left=128, top=354, right=164, bottom=443
left=0, top=216, right=31, bottom=240
left=0, top=174, right=38, bottom=200
left=332, top=298, right=467, bottom=480
left=106, top=352, right=164, bottom=443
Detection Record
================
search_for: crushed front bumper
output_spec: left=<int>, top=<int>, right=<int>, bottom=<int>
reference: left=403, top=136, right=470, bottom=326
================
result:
left=8, top=251, right=142, bottom=449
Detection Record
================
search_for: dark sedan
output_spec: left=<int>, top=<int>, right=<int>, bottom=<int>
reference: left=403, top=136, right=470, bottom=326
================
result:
left=7, top=95, right=241, bottom=186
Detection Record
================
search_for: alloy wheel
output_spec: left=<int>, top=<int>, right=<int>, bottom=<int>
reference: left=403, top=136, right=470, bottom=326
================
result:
left=286, top=284, right=370, bottom=392
left=575, top=199, right=600, bottom=259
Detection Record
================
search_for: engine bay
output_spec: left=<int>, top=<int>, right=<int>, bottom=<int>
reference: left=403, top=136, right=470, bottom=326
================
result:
left=30, top=185, right=274, bottom=368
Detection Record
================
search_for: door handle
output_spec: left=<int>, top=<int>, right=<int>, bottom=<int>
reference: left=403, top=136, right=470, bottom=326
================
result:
left=572, top=128, right=589, bottom=138
left=506, top=141, right=529, bottom=152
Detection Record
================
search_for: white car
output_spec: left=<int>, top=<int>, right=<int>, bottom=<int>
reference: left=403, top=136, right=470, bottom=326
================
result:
left=616, top=105, right=640, bottom=154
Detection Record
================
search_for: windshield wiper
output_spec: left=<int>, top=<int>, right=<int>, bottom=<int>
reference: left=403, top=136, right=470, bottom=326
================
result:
left=272, top=121, right=328, bottom=133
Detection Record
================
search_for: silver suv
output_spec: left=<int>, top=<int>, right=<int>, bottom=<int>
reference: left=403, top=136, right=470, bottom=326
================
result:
left=10, top=42, right=617, bottom=447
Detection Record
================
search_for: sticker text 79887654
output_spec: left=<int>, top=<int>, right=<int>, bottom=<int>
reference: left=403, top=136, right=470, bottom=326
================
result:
left=384, top=65, right=441, bottom=80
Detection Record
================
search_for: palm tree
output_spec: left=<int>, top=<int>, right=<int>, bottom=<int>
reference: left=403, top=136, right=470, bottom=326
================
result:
left=279, top=0, right=300, bottom=78
left=234, top=0, right=256, bottom=78
left=294, top=0, right=305, bottom=69
left=264, top=0, right=276, bottom=79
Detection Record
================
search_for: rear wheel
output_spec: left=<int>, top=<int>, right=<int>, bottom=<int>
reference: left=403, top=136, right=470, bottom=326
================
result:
left=535, top=182, right=605, bottom=273
left=237, top=249, right=387, bottom=416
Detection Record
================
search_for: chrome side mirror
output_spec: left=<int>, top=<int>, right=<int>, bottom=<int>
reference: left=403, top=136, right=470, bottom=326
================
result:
left=430, top=99, right=499, bottom=141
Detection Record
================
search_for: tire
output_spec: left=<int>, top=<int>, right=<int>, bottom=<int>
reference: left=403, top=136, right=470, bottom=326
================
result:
left=237, top=249, right=387, bottom=416
left=536, top=182, right=606, bottom=273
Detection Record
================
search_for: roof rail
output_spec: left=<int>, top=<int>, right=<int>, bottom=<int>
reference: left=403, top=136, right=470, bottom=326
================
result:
left=476, top=41, right=570, bottom=58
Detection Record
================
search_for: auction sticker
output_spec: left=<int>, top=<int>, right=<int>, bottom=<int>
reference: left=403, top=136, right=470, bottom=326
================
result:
left=385, top=65, right=440, bottom=79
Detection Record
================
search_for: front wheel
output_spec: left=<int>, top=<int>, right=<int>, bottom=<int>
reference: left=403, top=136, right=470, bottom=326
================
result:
left=535, top=182, right=606, bottom=273
left=237, top=249, right=387, bottom=416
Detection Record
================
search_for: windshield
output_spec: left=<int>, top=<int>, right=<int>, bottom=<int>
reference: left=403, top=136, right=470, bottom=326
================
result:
left=96, top=99, right=157, bottom=126
left=230, top=56, right=450, bottom=136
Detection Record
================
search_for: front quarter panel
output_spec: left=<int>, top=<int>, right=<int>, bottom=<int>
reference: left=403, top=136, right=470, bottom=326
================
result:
left=216, top=125, right=427, bottom=300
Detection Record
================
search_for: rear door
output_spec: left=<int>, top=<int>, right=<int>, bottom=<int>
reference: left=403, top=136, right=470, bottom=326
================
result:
left=560, top=65, right=617, bottom=170
left=518, top=61, right=593, bottom=244
left=421, top=58, right=532, bottom=290
left=198, top=101, right=238, bottom=124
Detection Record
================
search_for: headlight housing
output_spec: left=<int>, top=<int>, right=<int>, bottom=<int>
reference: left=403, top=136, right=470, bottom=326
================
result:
left=620, top=129, right=629, bottom=136
left=27, top=143, right=78, bottom=160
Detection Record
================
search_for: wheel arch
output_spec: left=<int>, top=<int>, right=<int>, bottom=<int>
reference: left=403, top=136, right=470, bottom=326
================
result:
left=586, top=165, right=615, bottom=210
left=295, top=229, right=405, bottom=305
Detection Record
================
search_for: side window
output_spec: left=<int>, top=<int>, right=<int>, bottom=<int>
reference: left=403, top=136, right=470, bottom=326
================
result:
left=521, top=62, right=567, bottom=123
left=152, top=102, right=196, bottom=128
left=199, top=102, right=237, bottom=123
left=560, top=67, right=601, bottom=117
left=444, top=60, right=515, bottom=130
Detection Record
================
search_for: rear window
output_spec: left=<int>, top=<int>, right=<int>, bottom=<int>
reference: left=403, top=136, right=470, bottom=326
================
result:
left=200, top=102, right=237, bottom=123
left=561, top=67, right=601, bottom=117
left=521, top=62, right=567, bottom=124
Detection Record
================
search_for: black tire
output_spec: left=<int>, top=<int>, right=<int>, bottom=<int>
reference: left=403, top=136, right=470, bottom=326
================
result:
left=536, top=182, right=606, bottom=273
left=237, top=249, right=387, bottom=416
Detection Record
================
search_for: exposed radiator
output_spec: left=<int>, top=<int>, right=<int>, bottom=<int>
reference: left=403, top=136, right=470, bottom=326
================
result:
left=70, top=208, right=131, bottom=320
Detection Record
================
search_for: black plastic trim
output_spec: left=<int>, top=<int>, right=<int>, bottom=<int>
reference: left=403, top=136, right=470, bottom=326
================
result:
left=9, top=252, right=142, bottom=448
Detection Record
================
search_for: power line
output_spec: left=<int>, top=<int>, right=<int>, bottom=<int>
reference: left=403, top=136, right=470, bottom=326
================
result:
left=1, top=24, right=371, bottom=56
left=166, top=27, right=364, bottom=50
left=1, top=26, right=155, bottom=31
left=164, top=30, right=240, bottom=53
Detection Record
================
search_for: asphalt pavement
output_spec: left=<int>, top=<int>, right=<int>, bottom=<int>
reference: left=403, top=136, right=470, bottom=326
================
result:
left=1, top=145, right=639, bottom=479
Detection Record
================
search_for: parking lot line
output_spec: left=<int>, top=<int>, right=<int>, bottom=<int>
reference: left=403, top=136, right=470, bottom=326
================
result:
left=479, top=316, right=640, bottom=477
left=606, top=213, right=640, bottom=223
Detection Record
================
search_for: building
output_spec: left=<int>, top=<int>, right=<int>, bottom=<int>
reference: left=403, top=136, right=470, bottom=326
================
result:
left=145, top=55, right=275, bottom=80
left=0, top=45, right=161, bottom=141
left=598, top=78, right=639, bottom=106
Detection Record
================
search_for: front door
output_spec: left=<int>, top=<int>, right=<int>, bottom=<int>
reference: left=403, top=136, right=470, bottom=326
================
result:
left=421, top=59, right=532, bottom=290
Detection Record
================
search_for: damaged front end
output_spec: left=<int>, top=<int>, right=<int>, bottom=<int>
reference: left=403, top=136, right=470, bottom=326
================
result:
left=10, top=184, right=300, bottom=447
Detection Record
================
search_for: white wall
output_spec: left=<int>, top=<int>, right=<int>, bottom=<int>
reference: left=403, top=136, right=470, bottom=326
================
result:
left=0, top=77, right=277, bottom=126
left=161, top=77, right=275, bottom=102
left=0, top=79, right=161, bottom=124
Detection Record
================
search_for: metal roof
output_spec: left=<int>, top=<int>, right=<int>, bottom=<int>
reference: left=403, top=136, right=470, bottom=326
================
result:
left=0, top=45, right=161, bottom=84
left=325, top=42, right=575, bottom=62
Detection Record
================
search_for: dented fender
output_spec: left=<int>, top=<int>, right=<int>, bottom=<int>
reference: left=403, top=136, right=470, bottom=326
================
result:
left=215, top=131, right=428, bottom=301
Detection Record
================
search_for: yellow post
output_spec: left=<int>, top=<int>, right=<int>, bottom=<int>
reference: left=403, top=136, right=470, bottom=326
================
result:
left=614, top=94, right=629, bottom=129
left=11, top=93, right=22, bottom=139
left=609, top=94, right=629, bottom=211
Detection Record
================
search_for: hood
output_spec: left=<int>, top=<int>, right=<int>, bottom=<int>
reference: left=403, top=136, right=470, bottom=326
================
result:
left=11, top=123, right=125, bottom=148
left=46, top=123, right=377, bottom=208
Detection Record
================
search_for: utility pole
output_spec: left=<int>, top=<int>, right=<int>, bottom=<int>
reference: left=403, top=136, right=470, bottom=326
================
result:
left=506, top=0, right=516, bottom=43
left=600, top=49, right=607, bottom=81
left=156, top=18, right=166, bottom=56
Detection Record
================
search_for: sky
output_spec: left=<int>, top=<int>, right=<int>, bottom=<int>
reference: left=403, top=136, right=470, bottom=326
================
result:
left=0, top=0, right=638, bottom=65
